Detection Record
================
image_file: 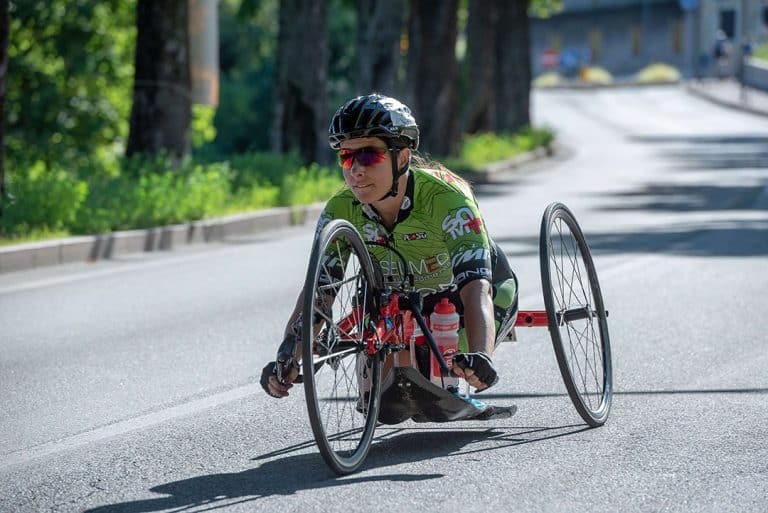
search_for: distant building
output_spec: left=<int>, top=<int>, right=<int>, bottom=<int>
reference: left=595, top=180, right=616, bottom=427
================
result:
left=530, top=0, right=768, bottom=79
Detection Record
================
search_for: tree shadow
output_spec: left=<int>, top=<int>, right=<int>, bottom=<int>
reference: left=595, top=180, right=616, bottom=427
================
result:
left=83, top=424, right=588, bottom=512
left=595, top=184, right=767, bottom=213
left=493, top=217, right=768, bottom=258
left=628, top=134, right=768, bottom=171
left=584, top=220, right=768, bottom=256
left=480, top=387, right=768, bottom=400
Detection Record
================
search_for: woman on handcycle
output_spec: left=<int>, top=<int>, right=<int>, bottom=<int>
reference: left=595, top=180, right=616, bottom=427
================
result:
left=261, top=93, right=518, bottom=399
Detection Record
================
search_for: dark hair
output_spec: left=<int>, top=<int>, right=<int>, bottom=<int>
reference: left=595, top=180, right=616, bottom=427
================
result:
left=411, top=154, right=472, bottom=190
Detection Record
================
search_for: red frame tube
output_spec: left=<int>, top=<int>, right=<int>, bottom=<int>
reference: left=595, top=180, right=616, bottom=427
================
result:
left=514, top=310, right=548, bottom=327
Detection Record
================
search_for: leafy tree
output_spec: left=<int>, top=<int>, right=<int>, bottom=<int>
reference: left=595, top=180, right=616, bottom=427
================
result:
left=126, top=0, right=191, bottom=159
left=463, top=0, right=498, bottom=134
left=462, top=0, right=563, bottom=135
left=207, top=0, right=279, bottom=155
left=495, top=1, right=531, bottom=133
left=5, top=0, right=135, bottom=168
left=355, top=0, right=405, bottom=97
left=272, top=0, right=330, bottom=165
left=407, top=0, right=459, bottom=156
left=0, top=0, right=8, bottom=222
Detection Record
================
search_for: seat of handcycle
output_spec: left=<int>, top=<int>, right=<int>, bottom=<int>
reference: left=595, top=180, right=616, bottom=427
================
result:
left=377, top=366, right=516, bottom=425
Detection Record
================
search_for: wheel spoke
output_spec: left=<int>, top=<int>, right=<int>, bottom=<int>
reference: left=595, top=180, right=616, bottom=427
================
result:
left=542, top=205, right=611, bottom=426
left=303, top=222, right=382, bottom=474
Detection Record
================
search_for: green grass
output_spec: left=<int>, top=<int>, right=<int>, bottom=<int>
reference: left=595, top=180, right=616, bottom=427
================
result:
left=753, top=43, right=768, bottom=62
left=444, top=127, right=554, bottom=174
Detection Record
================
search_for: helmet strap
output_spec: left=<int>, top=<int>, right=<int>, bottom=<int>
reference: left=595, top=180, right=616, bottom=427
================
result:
left=379, top=148, right=408, bottom=201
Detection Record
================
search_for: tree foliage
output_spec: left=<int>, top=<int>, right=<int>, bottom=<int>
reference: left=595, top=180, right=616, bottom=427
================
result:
left=1, top=0, right=8, bottom=220
left=6, top=0, right=136, bottom=168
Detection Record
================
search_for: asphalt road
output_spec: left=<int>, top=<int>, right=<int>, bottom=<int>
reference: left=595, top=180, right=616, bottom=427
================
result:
left=1, top=85, right=767, bottom=512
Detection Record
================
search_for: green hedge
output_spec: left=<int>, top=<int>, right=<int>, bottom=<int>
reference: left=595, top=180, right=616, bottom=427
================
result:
left=1, top=152, right=342, bottom=240
left=445, top=127, right=554, bottom=172
left=1, top=127, right=554, bottom=243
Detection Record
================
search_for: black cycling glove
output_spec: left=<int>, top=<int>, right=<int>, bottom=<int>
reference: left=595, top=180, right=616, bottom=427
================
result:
left=260, top=361, right=281, bottom=398
left=454, top=352, right=499, bottom=391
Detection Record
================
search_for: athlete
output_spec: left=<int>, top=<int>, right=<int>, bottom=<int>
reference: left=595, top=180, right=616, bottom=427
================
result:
left=261, top=94, right=518, bottom=399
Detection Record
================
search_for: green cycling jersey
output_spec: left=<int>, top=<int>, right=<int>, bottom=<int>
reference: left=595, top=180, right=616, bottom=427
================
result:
left=317, top=166, right=497, bottom=295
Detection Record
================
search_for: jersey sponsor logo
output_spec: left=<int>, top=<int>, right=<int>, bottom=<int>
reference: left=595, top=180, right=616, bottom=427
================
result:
left=378, top=252, right=450, bottom=279
left=402, top=231, right=427, bottom=241
left=451, top=246, right=490, bottom=267
left=442, top=207, right=484, bottom=240
left=454, top=267, right=492, bottom=284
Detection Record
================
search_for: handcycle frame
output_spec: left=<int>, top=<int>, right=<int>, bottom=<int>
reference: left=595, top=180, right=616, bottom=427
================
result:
left=296, top=202, right=612, bottom=475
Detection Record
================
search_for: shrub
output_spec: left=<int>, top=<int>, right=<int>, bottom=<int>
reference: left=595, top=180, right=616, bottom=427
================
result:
left=226, top=151, right=304, bottom=190
left=73, top=159, right=231, bottom=232
left=1, top=161, right=88, bottom=236
left=581, top=66, right=613, bottom=85
left=635, top=63, right=681, bottom=83
left=453, top=128, right=554, bottom=170
left=533, top=72, right=562, bottom=88
left=753, top=43, right=768, bottom=62
left=280, top=163, right=343, bottom=206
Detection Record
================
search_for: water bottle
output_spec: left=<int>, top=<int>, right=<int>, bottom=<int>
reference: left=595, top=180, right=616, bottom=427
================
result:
left=429, top=298, right=460, bottom=390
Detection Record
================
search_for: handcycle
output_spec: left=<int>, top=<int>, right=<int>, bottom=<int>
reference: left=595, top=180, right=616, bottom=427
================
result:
left=278, top=202, right=612, bottom=475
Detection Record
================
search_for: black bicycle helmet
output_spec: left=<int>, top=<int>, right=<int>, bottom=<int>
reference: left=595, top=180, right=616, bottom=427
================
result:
left=329, top=94, right=419, bottom=200
left=328, top=94, right=419, bottom=150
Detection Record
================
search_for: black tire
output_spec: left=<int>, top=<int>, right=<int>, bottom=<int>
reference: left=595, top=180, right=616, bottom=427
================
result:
left=301, top=220, right=383, bottom=474
left=539, top=203, right=612, bottom=426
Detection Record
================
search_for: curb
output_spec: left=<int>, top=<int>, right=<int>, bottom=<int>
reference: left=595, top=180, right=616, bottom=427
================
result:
left=535, top=80, right=681, bottom=91
left=0, top=204, right=325, bottom=274
left=461, top=145, right=556, bottom=184
left=685, top=81, right=768, bottom=118
left=0, top=145, right=555, bottom=275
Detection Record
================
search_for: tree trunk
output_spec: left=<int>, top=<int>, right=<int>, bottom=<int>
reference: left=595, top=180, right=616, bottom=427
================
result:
left=495, top=1, right=531, bottom=133
left=355, top=0, right=405, bottom=96
left=272, top=0, right=329, bottom=165
left=407, top=0, right=459, bottom=156
left=0, top=0, right=7, bottom=223
left=126, top=0, right=191, bottom=159
left=463, top=0, right=499, bottom=134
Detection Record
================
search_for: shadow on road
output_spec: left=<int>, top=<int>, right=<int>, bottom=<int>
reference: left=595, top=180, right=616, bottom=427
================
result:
left=481, top=387, right=768, bottom=400
left=492, top=131, right=768, bottom=258
left=82, top=424, right=587, bottom=512
left=628, top=134, right=768, bottom=171
left=495, top=218, right=768, bottom=257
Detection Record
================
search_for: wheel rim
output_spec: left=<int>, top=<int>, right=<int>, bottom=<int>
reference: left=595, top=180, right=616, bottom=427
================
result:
left=303, top=225, right=381, bottom=472
left=545, top=210, right=610, bottom=422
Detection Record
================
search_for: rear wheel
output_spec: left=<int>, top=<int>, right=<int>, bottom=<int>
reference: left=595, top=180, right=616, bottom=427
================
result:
left=301, top=220, right=383, bottom=474
left=540, top=203, right=612, bottom=426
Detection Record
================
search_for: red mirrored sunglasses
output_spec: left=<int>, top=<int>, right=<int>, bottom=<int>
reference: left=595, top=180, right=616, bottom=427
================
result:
left=337, top=147, right=389, bottom=170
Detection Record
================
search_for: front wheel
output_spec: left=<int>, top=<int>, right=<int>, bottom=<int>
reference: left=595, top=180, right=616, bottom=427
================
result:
left=301, top=219, right=383, bottom=475
left=540, top=203, right=612, bottom=427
